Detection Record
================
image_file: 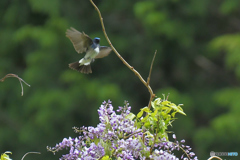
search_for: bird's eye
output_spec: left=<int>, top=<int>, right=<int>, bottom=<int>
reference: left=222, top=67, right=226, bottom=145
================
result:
left=94, top=38, right=100, bottom=43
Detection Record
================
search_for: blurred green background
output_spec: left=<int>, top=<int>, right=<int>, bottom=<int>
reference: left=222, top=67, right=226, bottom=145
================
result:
left=1, top=0, right=240, bottom=159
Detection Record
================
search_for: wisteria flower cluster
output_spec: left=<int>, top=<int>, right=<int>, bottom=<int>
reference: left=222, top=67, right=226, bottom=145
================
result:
left=47, top=99, right=198, bottom=160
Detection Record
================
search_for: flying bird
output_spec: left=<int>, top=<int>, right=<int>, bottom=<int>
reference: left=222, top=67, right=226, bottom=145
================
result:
left=66, top=27, right=112, bottom=74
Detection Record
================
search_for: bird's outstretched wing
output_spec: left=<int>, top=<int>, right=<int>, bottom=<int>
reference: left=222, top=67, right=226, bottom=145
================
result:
left=66, top=27, right=92, bottom=54
left=95, top=46, right=112, bottom=59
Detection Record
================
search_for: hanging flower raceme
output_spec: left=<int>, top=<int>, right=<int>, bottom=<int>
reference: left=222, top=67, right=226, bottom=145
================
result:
left=47, top=99, right=198, bottom=160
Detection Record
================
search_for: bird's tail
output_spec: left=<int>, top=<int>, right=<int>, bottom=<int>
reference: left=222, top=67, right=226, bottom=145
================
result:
left=68, top=62, right=92, bottom=74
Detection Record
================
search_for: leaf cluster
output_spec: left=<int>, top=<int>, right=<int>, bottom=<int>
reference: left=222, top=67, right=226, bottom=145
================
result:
left=136, top=97, right=186, bottom=141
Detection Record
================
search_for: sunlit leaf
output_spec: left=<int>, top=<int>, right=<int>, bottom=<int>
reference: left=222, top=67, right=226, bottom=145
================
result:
left=125, top=113, right=136, bottom=120
left=152, top=108, right=159, bottom=117
left=141, top=107, right=151, bottom=113
left=141, top=115, right=149, bottom=123
left=137, top=110, right=143, bottom=118
left=171, top=112, right=177, bottom=117
left=169, top=104, right=186, bottom=116
left=101, top=155, right=110, bottom=160
left=144, top=121, right=151, bottom=127
left=162, top=101, right=171, bottom=105
left=1, top=152, right=12, bottom=160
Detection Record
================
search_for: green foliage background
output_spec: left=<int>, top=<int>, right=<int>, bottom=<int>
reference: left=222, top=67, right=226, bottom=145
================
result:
left=1, top=0, right=240, bottom=159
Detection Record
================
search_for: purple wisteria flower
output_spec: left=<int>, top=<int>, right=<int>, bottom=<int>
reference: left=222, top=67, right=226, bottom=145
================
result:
left=47, top=100, right=198, bottom=160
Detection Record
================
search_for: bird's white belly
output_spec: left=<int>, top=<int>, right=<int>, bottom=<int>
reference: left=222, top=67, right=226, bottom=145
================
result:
left=79, top=47, right=99, bottom=65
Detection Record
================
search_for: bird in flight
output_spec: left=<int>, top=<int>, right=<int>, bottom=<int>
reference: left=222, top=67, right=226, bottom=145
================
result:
left=66, top=27, right=112, bottom=74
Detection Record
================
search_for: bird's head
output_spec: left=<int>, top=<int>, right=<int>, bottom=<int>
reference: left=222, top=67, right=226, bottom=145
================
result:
left=93, top=37, right=100, bottom=44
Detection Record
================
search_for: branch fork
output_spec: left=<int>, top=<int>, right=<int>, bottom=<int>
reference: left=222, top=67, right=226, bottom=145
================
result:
left=89, top=0, right=156, bottom=108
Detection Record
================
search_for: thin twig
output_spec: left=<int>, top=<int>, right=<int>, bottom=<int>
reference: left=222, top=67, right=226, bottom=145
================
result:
left=150, top=133, right=157, bottom=154
left=0, top=73, right=31, bottom=96
left=207, top=156, right=222, bottom=160
left=147, top=50, right=157, bottom=85
left=21, top=152, right=41, bottom=160
left=89, top=0, right=155, bottom=109
left=124, top=130, right=142, bottom=139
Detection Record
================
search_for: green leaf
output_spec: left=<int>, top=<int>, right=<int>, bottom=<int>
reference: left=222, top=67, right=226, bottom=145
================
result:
left=152, top=108, right=159, bottom=117
left=161, top=100, right=171, bottom=106
left=142, top=107, right=151, bottom=113
left=171, top=112, right=177, bottom=117
left=169, top=104, right=186, bottom=116
left=136, top=121, right=142, bottom=128
left=141, top=115, right=149, bottom=123
left=101, top=155, right=111, bottom=160
left=144, top=121, right=151, bottom=127
left=137, top=110, right=143, bottom=118
left=151, top=101, right=155, bottom=109
left=126, top=113, right=135, bottom=120
left=154, top=98, right=162, bottom=106
left=137, top=107, right=151, bottom=118
left=145, top=131, right=154, bottom=138
left=1, top=152, right=12, bottom=160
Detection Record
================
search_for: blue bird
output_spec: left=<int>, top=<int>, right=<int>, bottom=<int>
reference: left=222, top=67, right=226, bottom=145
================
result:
left=66, top=27, right=112, bottom=74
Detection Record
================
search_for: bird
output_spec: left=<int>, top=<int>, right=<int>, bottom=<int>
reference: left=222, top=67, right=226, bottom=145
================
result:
left=66, top=27, right=112, bottom=74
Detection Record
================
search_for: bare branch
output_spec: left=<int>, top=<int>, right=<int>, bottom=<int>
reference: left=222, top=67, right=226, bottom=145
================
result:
left=147, top=50, right=157, bottom=85
left=21, top=152, right=41, bottom=160
left=89, top=0, right=155, bottom=109
left=0, top=73, right=31, bottom=96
